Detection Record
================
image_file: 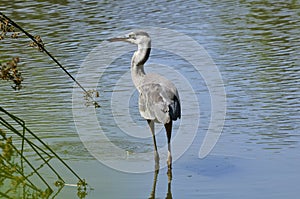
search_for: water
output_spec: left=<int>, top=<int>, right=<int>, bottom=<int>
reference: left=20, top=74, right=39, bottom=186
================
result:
left=1, top=0, right=300, bottom=198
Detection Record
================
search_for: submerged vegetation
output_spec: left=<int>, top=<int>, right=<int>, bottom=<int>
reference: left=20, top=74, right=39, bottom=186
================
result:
left=0, top=107, right=89, bottom=198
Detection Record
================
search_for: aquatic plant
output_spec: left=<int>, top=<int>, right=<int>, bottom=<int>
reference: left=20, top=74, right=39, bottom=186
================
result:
left=0, top=15, right=17, bottom=40
left=0, top=12, right=99, bottom=198
left=0, top=57, right=23, bottom=90
left=0, top=15, right=23, bottom=90
left=0, top=12, right=100, bottom=108
left=0, top=107, right=90, bottom=198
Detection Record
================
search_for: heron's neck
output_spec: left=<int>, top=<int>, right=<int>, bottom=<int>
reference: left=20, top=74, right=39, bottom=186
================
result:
left=131, top=46, right=151, bottom=89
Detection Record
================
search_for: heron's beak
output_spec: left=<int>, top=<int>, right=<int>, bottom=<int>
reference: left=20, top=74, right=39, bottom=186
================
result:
left=108, top=37, right=129, bottom=42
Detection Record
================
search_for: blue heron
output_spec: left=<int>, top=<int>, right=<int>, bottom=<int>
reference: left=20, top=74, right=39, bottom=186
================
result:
left=109, top=31, right=181, bottom=169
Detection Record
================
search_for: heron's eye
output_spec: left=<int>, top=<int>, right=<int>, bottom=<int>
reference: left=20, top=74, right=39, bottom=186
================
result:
left=129, top=34, right=136, bottom=39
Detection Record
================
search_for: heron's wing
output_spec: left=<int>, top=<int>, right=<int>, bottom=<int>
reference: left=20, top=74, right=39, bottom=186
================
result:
left=139, top=83, right=181, bottom=123
left=139, top=83, right=168, bottom=123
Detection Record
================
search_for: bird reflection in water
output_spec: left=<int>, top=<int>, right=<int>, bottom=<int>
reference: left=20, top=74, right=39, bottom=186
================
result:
left=149, top=168, right=173, bottom=199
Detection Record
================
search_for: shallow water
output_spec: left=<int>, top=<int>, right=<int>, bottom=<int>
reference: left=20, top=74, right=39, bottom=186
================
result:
left=1, top=0, right=300, bottom=198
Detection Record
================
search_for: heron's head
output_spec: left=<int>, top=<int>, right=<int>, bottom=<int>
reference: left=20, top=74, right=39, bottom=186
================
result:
left=109, top=31, right=151, bottom=47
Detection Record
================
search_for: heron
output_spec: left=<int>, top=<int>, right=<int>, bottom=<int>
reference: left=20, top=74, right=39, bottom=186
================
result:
left=109, top=31, right=181, bottom=169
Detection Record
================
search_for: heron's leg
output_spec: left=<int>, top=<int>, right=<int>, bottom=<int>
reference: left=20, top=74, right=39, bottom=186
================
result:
left=164, top=121, right=172, bottom=169
left=147, top=120, right=159, bottom=169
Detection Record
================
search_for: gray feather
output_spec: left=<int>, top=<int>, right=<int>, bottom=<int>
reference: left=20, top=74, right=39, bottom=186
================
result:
left=138, top=73, right=181, bottom=124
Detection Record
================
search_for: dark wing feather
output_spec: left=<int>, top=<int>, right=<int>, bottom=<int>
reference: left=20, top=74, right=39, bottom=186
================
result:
left=168, top=95, right=181, bottom=121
